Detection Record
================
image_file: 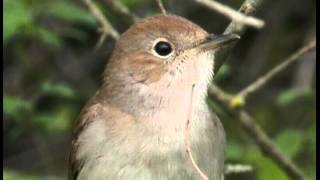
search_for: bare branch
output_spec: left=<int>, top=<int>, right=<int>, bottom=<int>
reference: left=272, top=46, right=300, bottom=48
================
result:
left=82, top=0, right=120, bottom=46
left=207, top=40, right=316, bottom=179
left=102, top=0, right=139, bottom=25
left=185, top=84, right=209, bottom=180
left=208, top=88, right=308, bottom=180
left=214, top=0, right=265, bottom=74
left=194, top=0, right=264, bottom=29
left=208, top=24, right=315, bottom=180
left=224, top=0, right=264, bottom=34
left=208, top=84, right=233, bottom=102
left=156, top=0, right=167, bottom=15
left=236, top=110, right=307, bottom=180
left=237, top=39, right=316, bottom=99
left=211, top=39, right=317, bottom=107
left=94, top=32, right=108, bottom=51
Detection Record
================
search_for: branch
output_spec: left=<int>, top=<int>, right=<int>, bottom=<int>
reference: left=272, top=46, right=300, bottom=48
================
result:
left=208, top=40, right=316, bottom=178
left=207, top=2, right=315, bottom=177
left=236, top=110, right=307, bottom=180
left=194, top=0, right=264, bottom=29
left=214, top=0, right=265, bottom=74
left=212, top=39, right=316, bottom=107
left=102, top=0, right=139, bottom=25
left=82, top=0, right=120, bottom=48
left=156, top=0, right=168, bottom=15
left=208, top=89, right=308, bottom=180
left=237, top=39, right=316, bottom=99
left=208, top=84, right=233, bottom=103
left=224, top=0, right=264, bottom=34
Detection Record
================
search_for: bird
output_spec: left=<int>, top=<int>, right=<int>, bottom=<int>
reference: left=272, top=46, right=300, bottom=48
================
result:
left=68, top=14, right=239, bottom=180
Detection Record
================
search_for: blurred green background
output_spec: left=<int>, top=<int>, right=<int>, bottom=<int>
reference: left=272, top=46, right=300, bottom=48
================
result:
left=3, top=0, right=316, bottom=179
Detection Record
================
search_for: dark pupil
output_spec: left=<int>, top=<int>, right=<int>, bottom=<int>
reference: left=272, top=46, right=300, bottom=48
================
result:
left=154, top=41, right=172, bottom=56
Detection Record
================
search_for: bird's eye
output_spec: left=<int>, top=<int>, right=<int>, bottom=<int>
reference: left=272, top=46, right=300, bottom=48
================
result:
left=154, top=41, right=172, bottom=57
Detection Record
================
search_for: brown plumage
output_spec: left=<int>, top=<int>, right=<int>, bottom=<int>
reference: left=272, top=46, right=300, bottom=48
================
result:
left=69, top=15, right=238, bottom=180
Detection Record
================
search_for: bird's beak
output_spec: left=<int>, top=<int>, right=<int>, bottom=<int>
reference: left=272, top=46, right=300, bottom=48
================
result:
left=196, top=33, right=240, bottom=51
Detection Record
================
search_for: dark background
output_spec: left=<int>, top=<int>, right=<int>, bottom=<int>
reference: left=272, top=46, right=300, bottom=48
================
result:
left=3, top=0, right=316, bottom=179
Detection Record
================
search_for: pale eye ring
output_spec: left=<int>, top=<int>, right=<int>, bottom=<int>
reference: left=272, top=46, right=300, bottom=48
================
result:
left=152, top=38, right=174, bottom=59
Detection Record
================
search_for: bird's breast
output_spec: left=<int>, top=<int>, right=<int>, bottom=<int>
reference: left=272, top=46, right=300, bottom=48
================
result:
left=76, top=103, right=225, bottom=180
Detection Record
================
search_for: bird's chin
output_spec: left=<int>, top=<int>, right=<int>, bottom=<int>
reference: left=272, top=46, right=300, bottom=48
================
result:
left=168, top=51, right=214, bottom=81
left=163, top=52, right=214, bottom=100
left=194, top=52, right=215, bottom=84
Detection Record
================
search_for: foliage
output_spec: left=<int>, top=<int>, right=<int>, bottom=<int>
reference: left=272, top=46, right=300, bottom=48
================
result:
left=40, top=81, right=77, bottom=99
left=275, top=130, right=304, bottom=159
left=120, top=0, right=146, bottom=8
left=276, top=88, right=313, bottom=107
left=4, top=82, right=78, bottom=138
left=3, top=96, right=33, bottom=121
left=3, top=0, right=96, bottom=47
left=3, top=171, right=41, bottom=180
left=214, top=64, right=230, bottom=82
left=3, top=0, right=33, bottom=43
left=226, top=127, right=315, bottom=180
left=46, top=1, right=96, bottom=25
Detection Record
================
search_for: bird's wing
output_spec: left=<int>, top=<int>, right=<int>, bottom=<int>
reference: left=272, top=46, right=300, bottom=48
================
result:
left=208, top=109, right=226, bottom=179
left=68, top=101, right=107, bottom=180
left=68, top=139, right=82, bottom=180
left=68, top=97, right=135, bottom=180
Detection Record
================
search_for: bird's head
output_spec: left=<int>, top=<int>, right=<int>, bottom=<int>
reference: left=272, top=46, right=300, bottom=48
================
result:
left=102, top=15, right=239, bottom=115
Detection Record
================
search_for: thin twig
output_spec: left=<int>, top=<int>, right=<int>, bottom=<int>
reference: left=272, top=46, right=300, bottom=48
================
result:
left=214, top=0, right=264, bottom=74
left=185, top=84, right=209, bottom=180
left=237, top=39, right=316, bottom=99
left=207, top=0, right=313, bottom=178
left=194, top=0, right=264, bottom=29
left=208, top=90, right=308, bottom=180
left=208, top=41, right=316, bottom=180
left=211, top=39, right=316, bottom=107
left=208, top=84, right=233, bottom=102
left=224, top=0, right=264, bottom=34
left=156, top=0, right=167, bottom=15
left=82, top=0, right=120, bottom=48
left=94, top=32, right=108, bottom=51
left=102, top=0, right=139, bottom=25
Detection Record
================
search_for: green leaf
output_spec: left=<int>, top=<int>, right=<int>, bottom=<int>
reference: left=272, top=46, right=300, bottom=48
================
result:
left=257, top=156, right=289, bottom=180
left=46, top=1, right=96, bottom=25
left=119, top=0, right=145, bottom=8
left=33, top=113, right=65, bottom=134
left=214, top=64, right=230, bottom=82
left=36, top=27, right=62, bottom=48
left=226, top=142, right=243, bottom=160
left=3, top=96, right=33, bottom=120
left=275, top=130, right=304, bottom=158
left=305, top=122, right=316, bottom=180
left=62, top=28, right=89, bottom=42
left=276, top=89, right=312, bottom=107
left=33, top=106, right=75, bottom=134
left=40, top=81, right=76, bottom=99
left=4, top=1, right=33, bottom=43
left=244, top=146, right=289, bottom=180
left=3, top=170, right=41, bottom=180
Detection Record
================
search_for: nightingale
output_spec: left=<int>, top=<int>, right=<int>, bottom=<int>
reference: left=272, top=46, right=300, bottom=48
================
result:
left=69, top=14, right=239, bottom=180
